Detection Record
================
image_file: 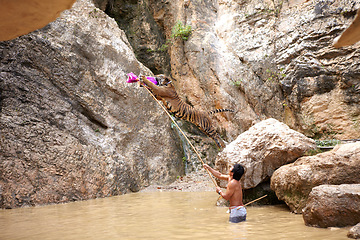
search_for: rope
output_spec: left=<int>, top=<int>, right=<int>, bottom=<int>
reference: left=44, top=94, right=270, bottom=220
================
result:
left=142, top=82, right=268, bottom=207
left=141, top=85, right=219, bottom=188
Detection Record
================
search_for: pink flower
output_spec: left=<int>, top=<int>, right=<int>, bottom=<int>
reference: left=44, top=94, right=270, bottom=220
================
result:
left=126, top=73, right=158, bottom=85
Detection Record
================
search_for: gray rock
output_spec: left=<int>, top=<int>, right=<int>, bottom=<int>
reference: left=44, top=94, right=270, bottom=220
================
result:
left=104, top=0, right=171, bottom=75
left=0, top=0, right=183, bottom=208
left=216, top=118, right=315, bottom=189
left=302, top=184, right=360, bottom=228
left=271, top=142, right=360, bottom=213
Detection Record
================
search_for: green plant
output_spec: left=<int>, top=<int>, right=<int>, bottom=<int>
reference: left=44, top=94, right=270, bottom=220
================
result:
left=147, top=22, right=191, bottom=53
left=231, top=80, right=243, bottom=86
left=89, top=8, right=100, bottom=18
left=304, top=148, right=323, bottom=156
left=265, top=67, right=286, bottom=82
left=315, top=139, right=341, bottom=147
left=171, top=21, right=192, bottom=41
left=159, top=43, right=169, bottom=52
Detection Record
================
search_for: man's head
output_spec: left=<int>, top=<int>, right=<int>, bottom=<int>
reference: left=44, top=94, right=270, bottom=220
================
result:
left=230, top=164, right=244, bottom=181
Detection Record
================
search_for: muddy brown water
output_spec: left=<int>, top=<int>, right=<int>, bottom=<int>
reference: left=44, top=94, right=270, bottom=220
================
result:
left=0, top=191, right=349, bottom=239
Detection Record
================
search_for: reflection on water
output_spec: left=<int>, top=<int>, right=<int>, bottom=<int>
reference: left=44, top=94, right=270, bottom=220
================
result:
left=0, top=191, right=349, bottom=240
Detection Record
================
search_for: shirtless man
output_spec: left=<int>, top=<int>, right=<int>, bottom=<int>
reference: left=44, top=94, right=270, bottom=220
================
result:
left=203, top=163, right=246, bottom=223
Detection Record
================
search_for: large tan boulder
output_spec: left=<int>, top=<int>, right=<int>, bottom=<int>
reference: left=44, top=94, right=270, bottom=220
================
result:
left=271, top=142, right=360, bottom=213
left=0, top=0, right=76, bottom=41
left=302, top=184, right=360, bottom=228
left=215, top=118, right=315, bottom=189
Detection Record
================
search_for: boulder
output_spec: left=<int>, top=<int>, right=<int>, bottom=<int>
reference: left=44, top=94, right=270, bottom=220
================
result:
left=215, top=118, right=315, bottom=189
left=348, top=223, right=360, bottom=239
left=271, top=142, right=360, bottom=213
left=302, top=184, right=360, bottom=228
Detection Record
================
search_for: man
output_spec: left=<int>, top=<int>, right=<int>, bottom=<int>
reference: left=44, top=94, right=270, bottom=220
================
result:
left=203, top=163, right=246, bottom=223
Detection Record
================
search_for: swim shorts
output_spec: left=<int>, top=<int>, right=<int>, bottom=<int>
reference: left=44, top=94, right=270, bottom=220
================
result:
left=229, top=206, right=247, bottom=223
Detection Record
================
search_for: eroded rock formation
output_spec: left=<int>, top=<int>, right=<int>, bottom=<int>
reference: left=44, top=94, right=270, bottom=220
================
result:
left=106, top=0, right=360, bottom=142
left=0, top=0, right=184, bottom=208
left=271, top=142, right=360, bottom=213
left=2, top=0, right=360, bottom=210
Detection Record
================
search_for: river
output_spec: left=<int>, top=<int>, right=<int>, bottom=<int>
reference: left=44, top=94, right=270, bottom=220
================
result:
left=0, top=191, right=349, bottom=240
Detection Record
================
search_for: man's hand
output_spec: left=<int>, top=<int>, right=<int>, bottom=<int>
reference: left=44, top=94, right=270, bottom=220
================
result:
left=203, top=164, right=210, bottom=170
left=216, top=187, right=222, bottom=195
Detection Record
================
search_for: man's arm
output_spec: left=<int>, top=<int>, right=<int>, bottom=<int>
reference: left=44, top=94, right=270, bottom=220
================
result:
left=217, top=181, right=235, bottom=201
left=203, top=164, right=229, bottom=181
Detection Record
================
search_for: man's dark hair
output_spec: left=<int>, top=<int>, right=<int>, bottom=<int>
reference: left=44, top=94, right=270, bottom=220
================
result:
left=231, top=164, right=244, bottom=181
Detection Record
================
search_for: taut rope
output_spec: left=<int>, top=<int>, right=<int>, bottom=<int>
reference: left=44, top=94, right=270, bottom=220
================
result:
left=142, top=85, right=219, bottom=188
left=141, top=83, right=268, bottom=207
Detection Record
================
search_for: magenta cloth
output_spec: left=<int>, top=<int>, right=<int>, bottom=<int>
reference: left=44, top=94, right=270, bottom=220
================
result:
left=146, top=76, right=157, bottom=85
left=127, top=72, right=138, bottom=83
left=127, top=73, right=158, bottom=85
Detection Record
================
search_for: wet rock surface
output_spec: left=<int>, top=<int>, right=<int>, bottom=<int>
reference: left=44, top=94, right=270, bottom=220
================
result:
left=141, top=169, right=214, bottom=193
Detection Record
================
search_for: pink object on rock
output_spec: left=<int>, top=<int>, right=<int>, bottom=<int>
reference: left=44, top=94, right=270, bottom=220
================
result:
left=127, top=73, right=158, bottom=85
left=127, top=72, right=139, bottom=83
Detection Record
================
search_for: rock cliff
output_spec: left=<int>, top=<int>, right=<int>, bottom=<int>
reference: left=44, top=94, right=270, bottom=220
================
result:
left=1, top=0, right=360, bottom=209
left=106, top=0, right=360, bottom=141
left=0, top=0, right=184, bottom=208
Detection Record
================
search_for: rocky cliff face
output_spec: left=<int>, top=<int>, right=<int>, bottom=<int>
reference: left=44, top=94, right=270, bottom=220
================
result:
left=106, top=0, right=360, bottom=141
left=0, top=0, right=184, bottom=208
left=1, top=0, right=360, bottom=208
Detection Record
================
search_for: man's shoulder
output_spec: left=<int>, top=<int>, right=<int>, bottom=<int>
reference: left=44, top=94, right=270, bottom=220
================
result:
left=228, top=179, right=240, bottom=187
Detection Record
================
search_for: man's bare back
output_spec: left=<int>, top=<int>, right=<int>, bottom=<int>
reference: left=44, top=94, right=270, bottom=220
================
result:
left=226, top=178, right=243, bottom=207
